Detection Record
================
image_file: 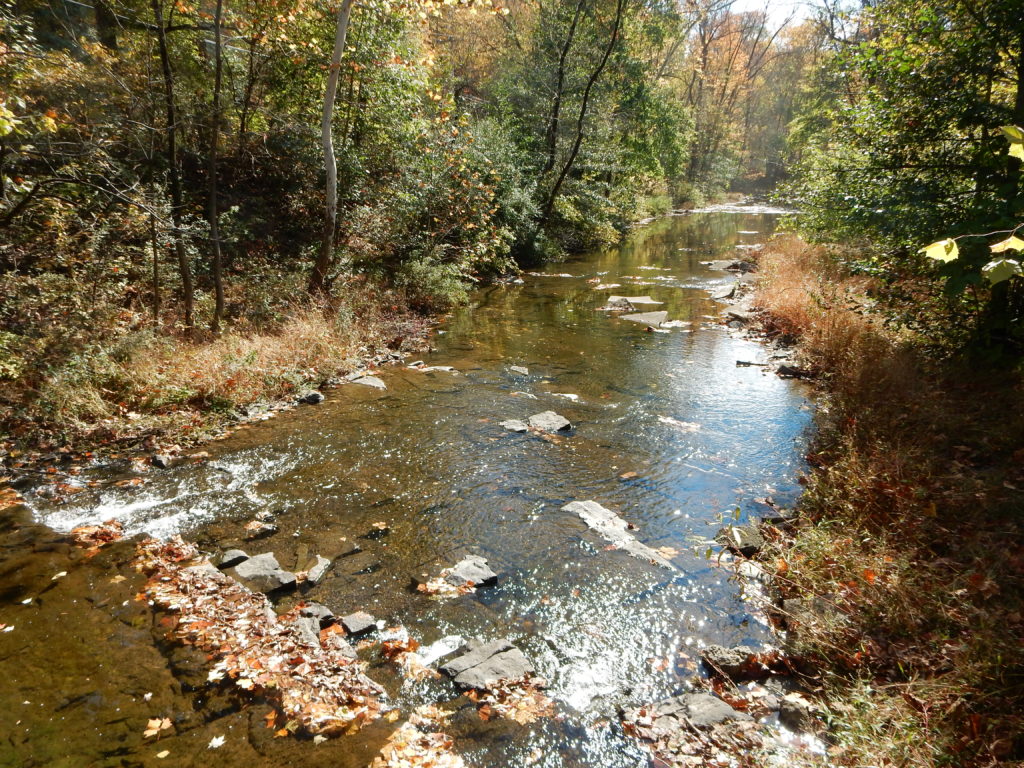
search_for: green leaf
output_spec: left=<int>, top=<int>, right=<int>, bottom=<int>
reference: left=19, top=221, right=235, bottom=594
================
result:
left=1011, top=143, right=1024, bottom=161
left=919, top=238, right=959, bottom=262
left=999, top=125, right=1024, bottom=143
left=990, top=235, right=1024, bottom=254
left=982, top=258, right=1022, bottom=285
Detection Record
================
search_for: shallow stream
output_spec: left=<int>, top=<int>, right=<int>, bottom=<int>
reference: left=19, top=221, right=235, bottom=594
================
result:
left=2, top=208, right=811, bottom=767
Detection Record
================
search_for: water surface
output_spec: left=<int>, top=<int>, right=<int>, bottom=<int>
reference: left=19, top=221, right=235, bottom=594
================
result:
left=8, top=210, right=811, bottom=767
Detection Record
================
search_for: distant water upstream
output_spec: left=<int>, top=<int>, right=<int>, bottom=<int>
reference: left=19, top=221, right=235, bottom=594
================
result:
left=11, top=209, right=811, bottom=767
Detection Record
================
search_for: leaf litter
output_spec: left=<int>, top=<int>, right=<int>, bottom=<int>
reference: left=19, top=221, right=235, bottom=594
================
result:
left=132, top=536, right=384, bottom=737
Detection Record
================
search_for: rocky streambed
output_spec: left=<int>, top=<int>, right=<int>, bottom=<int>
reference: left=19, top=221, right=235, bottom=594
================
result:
left=2, top=207, right=822, bottom=767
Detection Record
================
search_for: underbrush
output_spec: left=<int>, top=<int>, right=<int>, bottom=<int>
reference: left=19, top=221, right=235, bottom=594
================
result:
left=753, top=235, right=1024, bottom=767
left=0, top=276, right=428, bottom=455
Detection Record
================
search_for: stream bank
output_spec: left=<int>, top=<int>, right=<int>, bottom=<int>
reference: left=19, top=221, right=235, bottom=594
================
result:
left=1, top=208, right=825, bottom=767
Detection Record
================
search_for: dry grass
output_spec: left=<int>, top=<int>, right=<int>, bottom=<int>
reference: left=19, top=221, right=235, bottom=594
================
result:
left=753, top=236, right=1024, bottom=767
left=7, top=279, right=429, bottom=452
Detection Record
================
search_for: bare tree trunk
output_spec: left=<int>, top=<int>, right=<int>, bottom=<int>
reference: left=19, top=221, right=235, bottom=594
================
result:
left=310, top=0, right=355, bottom=295
left=208, top=0, right=225, bottom=333
left=539, top=0, right=627, bottom=226
left=150, top=211, right=160, bottom=326
left=541, top=0, right=587, bottom=176
left=151, top=0, right=194, bottom=330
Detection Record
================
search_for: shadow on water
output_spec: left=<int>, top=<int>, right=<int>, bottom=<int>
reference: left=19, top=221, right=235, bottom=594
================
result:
left=3, top=211, right=812, bottom=767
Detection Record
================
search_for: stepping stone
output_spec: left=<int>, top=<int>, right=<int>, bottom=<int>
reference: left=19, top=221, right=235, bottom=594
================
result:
left=215, top=549, right=249, bottom=569
left=349, top=375, right=386, bottom=390
left=563, top=500, right=677, bottom=571
left=609, top=295, right=663, bottom=305
left=305, top=554, right=331, bottom=585
left=527, top=411, right=572, bottom=432
left=500, top=419, right=529, bottom=433
left=341, top=611, right=377, bottom=636
left=444, top=556, right=497, bottom=588
left=440, top=639, right=535, bottom=690
left=621, top=311, right=668, bottom=326
left=230, top=552, right=296, bottom=593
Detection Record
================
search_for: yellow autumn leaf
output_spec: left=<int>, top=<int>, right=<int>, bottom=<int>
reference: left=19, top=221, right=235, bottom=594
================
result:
left=990, top=235, right=1024, bottom=254
left=919, top=238, right=959, bottom=262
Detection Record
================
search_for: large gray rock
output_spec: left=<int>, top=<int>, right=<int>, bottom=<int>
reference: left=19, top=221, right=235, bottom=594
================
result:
left=608, top=295, right=663, bottom=306
left=563, top=500, right=677, bottom=571
left=444, top=555, right=497, bottom=588
left=231, top=552, right=296, bottom=593
left=527, top=411, right=572, bottom=432
left=294, top=615, right=322, bottom=648
left=299, top=601, right=335, bottom=628
left=341, top=611, right=376, bottom=636
left=215, top=549, right=249, bottom=569
left=305, top=554, right=331, bottom=585
left=620, top=310, right=669, bottom=326
left=500, top=419, right=529, bottom=433
left=701, top=644, right=761, bottom=681
left=349, top=375, right=387, bottom=390
left=440, top=639, right=535, bottom=690
left=716, top=523, right=764, bottom=557
left=711, top=283, right=737, bottom=300
left=650, top=693, right=753, bottom=729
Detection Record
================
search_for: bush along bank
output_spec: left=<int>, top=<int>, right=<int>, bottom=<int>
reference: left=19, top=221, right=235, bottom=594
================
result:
left=742, top=235, right=1024, bottom=767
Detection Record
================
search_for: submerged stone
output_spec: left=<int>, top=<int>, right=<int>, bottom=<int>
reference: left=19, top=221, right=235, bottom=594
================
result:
left=500, top=419, right=529, bottom=433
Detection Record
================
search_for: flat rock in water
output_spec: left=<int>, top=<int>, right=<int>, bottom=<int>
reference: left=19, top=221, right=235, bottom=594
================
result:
left=305, top=554, right=331, bottom=585
left=608, top=295, right=663, bottom=306
left=562, top=500, right=677, bottom=571
left=652, top=693, right=753, bottom=729
left=716, top=523, right=764, bottom=557
left=711, top=283, right=737, bottom=300
left=299, top=601, right=335, bottom=628
left=349, top=375, right=387, bottom=390
left=621, top=311, right=668, bottom=326
left=527, top=411, right=572, bottom=432
left=341, top=611, right=377, bottom=636
left=440, top=639, right=535, bottom=690
left=231, top=552, right=297, bottom=593
left=216, top=549, right=249, bottom=569
left=500, top=419, right=529, bottom=433
left=444, top=555, right=497, bottom=588
left=509, top=365, right=530, bottom=375
left=701, top=644, right=762, bottom=681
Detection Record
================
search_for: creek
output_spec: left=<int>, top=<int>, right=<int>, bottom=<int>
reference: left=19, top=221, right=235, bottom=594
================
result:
left=3, top=207, right=811, bottom=767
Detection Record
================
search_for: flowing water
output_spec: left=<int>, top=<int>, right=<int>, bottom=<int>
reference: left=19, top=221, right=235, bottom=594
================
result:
left=2, top=209, right=811, bottom=767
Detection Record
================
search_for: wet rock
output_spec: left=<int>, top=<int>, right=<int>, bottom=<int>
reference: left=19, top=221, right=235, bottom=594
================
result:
left=151, top=453, right=175, bottom=469
left=305, top=554, right=331, bottom=585
left=776, top=364, right=806, bottom=378
left=243, top=520, right=278, bottom=539
left=609, top=295, right=663, bottom=306
left=440, top=639, right=535, bottom=690
left=230, top=552, right=296, bottom=593
left=215, top=549, right=249, bottom=569
left=527, top=411, right=572, bottom=432
left=509, top=365, right=530, bottom=375
left=711, top=283, right=737, bottom=300
left=299, top=601, right=335, bottom=628
left=599, top=296, right=635, bottom=311
left=716, top=523, right=764, bottom=557
left=565, top=500, right=677, bottom=570
left=726, top=260, right=756, bottom=273
left=341, top=611, right=377, bottom=636
left=500, top=419, right=529, bottom=433
left=621, top=311, right=668, bottom=326
left=779, top=693, right=818, bottom=732
left=299, top=391, right=325, bottom=405
left=701, top=644, right=762, bottom=681
left=363, top=522, right=390, bottom=540
left=444, top=555, right=497, bottom=588
left=628, top=693, right=753, bottom=735
left=349, top=374, right=387, bottom=390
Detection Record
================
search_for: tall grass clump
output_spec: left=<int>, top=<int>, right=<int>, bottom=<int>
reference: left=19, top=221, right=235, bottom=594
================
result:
left=753, top=235, right=1024, bottom=767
